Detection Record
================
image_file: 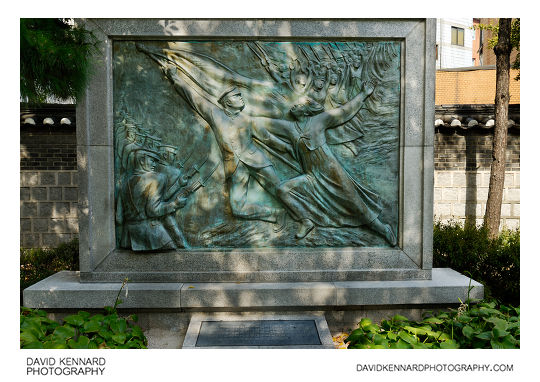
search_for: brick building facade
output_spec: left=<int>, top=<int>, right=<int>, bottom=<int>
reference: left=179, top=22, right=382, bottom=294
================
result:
left=476, top=18, right=519, bottom=67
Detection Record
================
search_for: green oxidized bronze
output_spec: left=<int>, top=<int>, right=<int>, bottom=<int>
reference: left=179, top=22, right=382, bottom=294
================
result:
left=113, top=40, right=401, bottom=250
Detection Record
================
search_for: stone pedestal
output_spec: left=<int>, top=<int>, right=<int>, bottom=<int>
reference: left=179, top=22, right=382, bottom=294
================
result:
left=24, top=269, right=483, bottom=348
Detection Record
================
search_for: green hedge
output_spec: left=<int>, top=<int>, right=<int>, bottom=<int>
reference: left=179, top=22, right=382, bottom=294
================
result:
left=20, top=239, right=79, bottom=301
left=21, top=240, right=148, bottom=349
left=433, top=221, right=520, bottom=306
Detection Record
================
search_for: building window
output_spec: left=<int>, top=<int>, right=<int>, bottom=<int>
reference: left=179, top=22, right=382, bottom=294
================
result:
left=451, top=26, right=464, bottom=46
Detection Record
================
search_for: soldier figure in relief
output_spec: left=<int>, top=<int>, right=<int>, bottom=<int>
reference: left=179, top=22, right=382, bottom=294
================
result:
left=158, top=144, right=189, bottom=200
left=120, top=148, right=189, bottom=250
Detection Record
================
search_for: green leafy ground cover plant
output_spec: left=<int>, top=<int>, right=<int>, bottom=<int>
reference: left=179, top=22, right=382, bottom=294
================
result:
left=21, top=279, right=148, bottom=349
left=20, top=307, right=147, bottom=349
left=433, top=221, right=519, bottom=306
left=345, top=300, right=519, bottom=349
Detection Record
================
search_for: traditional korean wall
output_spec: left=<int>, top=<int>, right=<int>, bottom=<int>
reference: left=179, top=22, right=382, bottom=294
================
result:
left=433, top=105, right=520, bottom=229
left=19, top=104, right=521, bottom=248
left=20, top=106, right=79, bottom=248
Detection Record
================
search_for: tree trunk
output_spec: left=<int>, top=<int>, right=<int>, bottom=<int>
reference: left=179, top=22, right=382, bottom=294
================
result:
left=484, top=18, right=512, bottom=239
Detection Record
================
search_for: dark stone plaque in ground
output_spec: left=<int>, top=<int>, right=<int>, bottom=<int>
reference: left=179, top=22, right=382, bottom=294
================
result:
left=195, top=320, right=321, bottom=347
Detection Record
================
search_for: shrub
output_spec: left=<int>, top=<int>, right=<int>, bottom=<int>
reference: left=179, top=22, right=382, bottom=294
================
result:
left=433, top=221, right=519, bottom=306
left=345, top=300, right=519, bottom=349
left=20, top=239, right=79, bottom=298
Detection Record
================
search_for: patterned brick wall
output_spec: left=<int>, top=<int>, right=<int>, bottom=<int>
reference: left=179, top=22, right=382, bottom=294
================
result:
left=434, top=131, right=520, bottom=171
left=20, top=170, right=79, bottom=248
left=20, top=123, right=79, bottom=248
left=436, top=68, right=520, bottom=105
left=20, top=126, right=77, bottom=170
left=434, top=170, right=520, bottom=229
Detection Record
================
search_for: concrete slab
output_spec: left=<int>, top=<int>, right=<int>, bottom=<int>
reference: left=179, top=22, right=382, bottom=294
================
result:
left=334, top=268, right=483, bottom=305
left=23, top=271, right=183, bottom=309
left=181, top=281, right=336, bottom=308
left=85, top=247, right=429, bottom=283
left=23, top=268, right=482, bottom=310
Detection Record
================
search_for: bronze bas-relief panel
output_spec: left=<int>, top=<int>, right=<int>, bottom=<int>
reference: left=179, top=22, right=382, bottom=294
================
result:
left=113, top=40, right=401, bottom=250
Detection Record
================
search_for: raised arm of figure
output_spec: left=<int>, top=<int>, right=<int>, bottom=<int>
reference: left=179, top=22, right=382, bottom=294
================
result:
left=314, top=79, right=377, bottom=130
left=289, top=60, right=300, bottom=91
left=336, top=64, right=349, bottom=93
left=265, top=62, right=285, bottom=84
left=249, top=42, right=284, bottom=84
left=165, top=67, right=219, bottom=126
left=247, top=42, right=268, bottom=67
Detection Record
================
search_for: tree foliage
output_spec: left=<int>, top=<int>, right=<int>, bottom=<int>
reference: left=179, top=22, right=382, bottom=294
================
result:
left=20, top=18, right=100, bottom=104
left=474, top=18, right=520, bottom=79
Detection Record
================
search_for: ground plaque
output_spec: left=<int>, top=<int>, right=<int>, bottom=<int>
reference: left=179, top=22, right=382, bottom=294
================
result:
left=183, top=314, right=334, bottom=349
left=197, top=320, right=320, bottom=347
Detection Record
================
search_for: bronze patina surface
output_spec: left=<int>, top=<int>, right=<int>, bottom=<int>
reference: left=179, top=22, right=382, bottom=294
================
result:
left=113, top=40, right=401, bottom=250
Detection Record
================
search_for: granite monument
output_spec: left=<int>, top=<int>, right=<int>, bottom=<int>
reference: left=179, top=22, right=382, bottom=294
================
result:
left=24, top=20, right=483, bottom=349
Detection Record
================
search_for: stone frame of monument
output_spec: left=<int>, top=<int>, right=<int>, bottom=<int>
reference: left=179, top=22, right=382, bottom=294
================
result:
left=77, top=19, right=435, bottom=283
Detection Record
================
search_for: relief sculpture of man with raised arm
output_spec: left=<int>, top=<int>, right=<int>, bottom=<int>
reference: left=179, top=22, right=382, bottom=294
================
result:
left=116, top=40, right=401, bottom=249
left=164, top=67, right=291, bottom=225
